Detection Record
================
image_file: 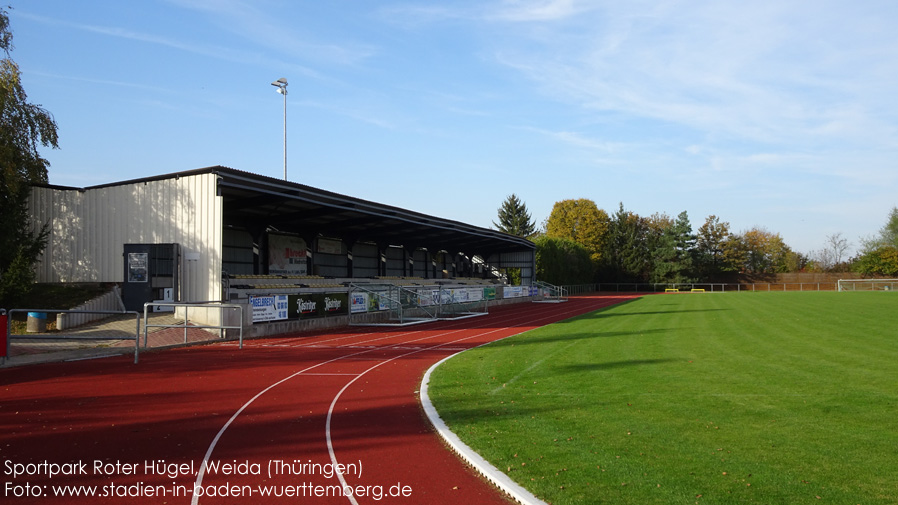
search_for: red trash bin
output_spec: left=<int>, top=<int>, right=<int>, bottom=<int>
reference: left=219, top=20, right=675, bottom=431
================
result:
left=0, top=312, right=7, bottom=358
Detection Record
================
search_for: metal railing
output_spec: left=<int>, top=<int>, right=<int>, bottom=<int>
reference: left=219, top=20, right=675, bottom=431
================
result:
left=533, top=280, right=569, bottom=301
left=555, top=282, right=844, bottom=293
left=4, top=308, right=141, bottom=363
left=143, top=302, right=244, bottom=349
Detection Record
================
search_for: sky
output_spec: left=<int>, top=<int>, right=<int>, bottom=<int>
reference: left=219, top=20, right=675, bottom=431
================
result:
left=8, top=0, right=898, bottom=257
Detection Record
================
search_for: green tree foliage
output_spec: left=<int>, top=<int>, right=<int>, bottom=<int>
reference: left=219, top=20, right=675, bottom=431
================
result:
left=694, top=215, right=736, bottom=278
left=860, top=206, right=898, bottom=253
left=877, top=206, right=898, bottom=248
left=650, top=210, right=695, bottom=284
left=493, top=193, right=536, bottom=238
left=600, top=203, right=649, bottom=282
left=0, top=7, right=57, bottom=306
left=855, top=207, right=898, bottom=276
left=534, top=235, right=593, bottom=285
left=544, top=198, right=609, bottom=264
left=854, top=245, right=898, bottom=276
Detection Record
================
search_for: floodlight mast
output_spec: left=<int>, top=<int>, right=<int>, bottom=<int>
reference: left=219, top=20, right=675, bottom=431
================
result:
left=270, top=78, right=288, bottom=180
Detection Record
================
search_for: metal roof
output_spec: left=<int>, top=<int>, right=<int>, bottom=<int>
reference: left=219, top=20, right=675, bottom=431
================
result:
left=50, top=166, right=534, bottom=257
left=211, top=166, right=534, bottom=256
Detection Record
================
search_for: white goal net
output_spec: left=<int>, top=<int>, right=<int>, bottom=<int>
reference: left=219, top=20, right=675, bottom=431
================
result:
left=837, top=279, right=898, bottom=292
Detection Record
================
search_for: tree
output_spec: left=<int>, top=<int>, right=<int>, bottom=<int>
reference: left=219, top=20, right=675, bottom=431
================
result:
left=544, top=198, right=609, bottom=265
left=854, top=207, right=898, bottom=276
left=0, top=7, right=58, bottom=306
left=533, top=235, right=594, bottom=285
left=600, top=203, right=649, bottom=282
left=813, top=232, right=851, bottom=272
left=860, top=206, right=898, bottom=252
left=493, top=193, right=536, bottom=238
left=695, top=215, right=734, bottom=279
left=650, top=210, right=695, bottom=284
left=879, top=207, right=898, bottom=248
left=732, top=228, right=793, bottom=274
left=855, top=245, right=898, bottom=277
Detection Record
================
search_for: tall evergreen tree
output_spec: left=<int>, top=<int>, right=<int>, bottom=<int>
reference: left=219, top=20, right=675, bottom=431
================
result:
left=493, top=193, right=536, bottom=238
left=649, top=211, right=694, bottom=284
left=0, top=7, right=58, bottom=306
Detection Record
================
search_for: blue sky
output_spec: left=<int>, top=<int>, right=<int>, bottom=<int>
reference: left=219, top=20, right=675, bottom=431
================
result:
left=10, top=1, right=898, bottom=256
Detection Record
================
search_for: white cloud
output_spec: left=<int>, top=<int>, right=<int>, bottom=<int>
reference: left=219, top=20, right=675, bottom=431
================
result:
left=489, top=0, right=593, bottom=22
left=485, top=1, right=898, bottom=153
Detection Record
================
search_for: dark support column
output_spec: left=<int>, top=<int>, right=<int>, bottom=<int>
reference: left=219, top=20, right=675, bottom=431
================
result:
left=305, top=235, right=315, bottom=276
left=402, top=248, right=408, bottom=277
left=345, top=239, right=355, bottom=278
left=407, top=247, right=416, bottom=277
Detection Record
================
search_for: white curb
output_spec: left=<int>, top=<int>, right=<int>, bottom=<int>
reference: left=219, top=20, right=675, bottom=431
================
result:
left=420, top=354, right=549, bottom=505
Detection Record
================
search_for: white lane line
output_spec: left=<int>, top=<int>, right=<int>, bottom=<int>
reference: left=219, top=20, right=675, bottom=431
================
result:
left=190, top=350, right=371, bottom=505
left=195, top=297, right=619, bottom=505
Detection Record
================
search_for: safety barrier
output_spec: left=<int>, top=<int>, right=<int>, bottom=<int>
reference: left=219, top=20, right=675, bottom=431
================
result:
left=143, top=302, right=244, bottom=349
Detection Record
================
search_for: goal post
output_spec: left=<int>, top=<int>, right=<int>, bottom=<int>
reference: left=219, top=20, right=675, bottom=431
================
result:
left=837, top=279, right=898, bottom=292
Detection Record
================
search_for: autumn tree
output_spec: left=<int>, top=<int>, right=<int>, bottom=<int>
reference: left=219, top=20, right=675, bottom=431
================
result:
left=731, top=228, right=793, bottom=274
left=544, top=198, right=609, bottom=265
left=0, top=7, right=58, bottom=306
left=493, top=193, right=536, bottom=238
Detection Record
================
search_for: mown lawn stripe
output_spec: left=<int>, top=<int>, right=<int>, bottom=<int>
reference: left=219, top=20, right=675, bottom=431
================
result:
left=429, top=292, right=898, bottom=505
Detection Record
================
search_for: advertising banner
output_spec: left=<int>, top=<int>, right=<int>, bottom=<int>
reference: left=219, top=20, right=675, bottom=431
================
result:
left=252, top=293, right=348, bottom=323
left=288, top=293, right=349, bottom=319
left=317, top=237, right=343, bottom=255
left=268, top=234, right=307, bottom=276
left=504, top=286, right=525, bottom=298
left=350, top=292, right=369, bottom=314
left=250, top=295, right=289, bottom=323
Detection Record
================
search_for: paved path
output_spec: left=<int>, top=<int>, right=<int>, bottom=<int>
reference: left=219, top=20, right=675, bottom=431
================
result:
left=3, top=312, right=223, bottom=367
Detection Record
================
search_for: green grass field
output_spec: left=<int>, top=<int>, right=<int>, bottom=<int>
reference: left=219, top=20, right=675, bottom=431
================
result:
left=428, top=292, right=898, bottom=505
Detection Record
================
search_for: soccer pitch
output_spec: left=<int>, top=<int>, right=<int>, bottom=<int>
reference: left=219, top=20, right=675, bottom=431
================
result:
left=427, top=292, right=898, bottom=505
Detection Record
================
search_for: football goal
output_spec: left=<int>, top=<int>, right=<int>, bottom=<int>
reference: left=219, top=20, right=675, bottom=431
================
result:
left=837, top=279, right=898, bottom=292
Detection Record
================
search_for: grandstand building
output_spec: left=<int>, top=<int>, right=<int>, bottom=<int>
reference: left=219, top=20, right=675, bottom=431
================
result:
left=28, top=166, right=536, bottom=334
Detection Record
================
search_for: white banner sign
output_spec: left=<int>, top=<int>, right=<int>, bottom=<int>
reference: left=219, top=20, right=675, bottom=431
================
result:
left=250, top=295, right=289, bottom=323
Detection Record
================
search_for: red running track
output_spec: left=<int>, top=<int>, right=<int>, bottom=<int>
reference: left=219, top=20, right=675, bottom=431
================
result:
left=0, top=295, right=633, bottom=504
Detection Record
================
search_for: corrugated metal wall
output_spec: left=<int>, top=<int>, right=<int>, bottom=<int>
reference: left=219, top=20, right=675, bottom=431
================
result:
left=29, top=173, right=223, bottom=303
left=486, top=250, right=535, bottom=285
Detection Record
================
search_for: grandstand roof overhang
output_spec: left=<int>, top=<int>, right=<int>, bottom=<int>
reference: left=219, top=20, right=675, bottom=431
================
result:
left=64, top=166, right=535, bottom=257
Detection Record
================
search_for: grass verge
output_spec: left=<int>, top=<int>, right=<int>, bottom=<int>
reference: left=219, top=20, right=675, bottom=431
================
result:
left=428, top=292, right=898, bottom=505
